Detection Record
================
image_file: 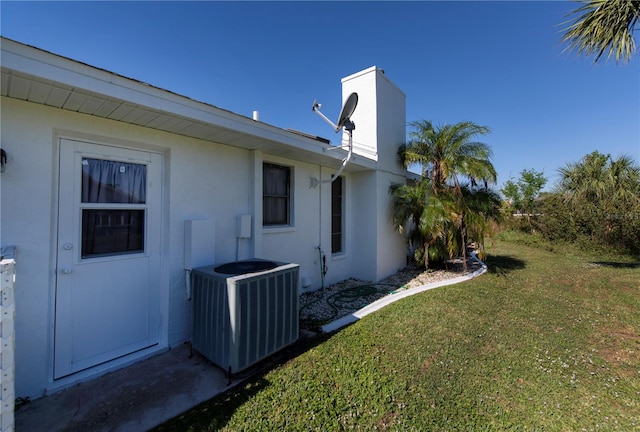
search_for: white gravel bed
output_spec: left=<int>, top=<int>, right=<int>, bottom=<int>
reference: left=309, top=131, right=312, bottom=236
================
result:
left=299, top=256, right=482, bottom=331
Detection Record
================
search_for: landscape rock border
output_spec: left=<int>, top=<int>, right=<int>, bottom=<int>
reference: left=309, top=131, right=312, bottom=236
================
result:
left=320, top=252, right=487, bottom=333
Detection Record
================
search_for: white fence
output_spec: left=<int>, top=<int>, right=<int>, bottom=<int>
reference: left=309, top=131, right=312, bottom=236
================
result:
left=1, top=247, right=16, bottom=432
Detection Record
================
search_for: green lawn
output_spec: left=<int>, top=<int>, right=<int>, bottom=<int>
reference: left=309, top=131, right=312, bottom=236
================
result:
left=156, top=239, right=639, bottom=431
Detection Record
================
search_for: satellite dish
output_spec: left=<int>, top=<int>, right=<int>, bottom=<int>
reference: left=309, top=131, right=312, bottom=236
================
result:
left=336, top=92, right=358, bottom=131
left=310, top=91, right=358, bottom=185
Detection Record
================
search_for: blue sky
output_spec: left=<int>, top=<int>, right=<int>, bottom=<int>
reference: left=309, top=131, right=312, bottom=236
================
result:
left=2, top=1, right=638, bottom=191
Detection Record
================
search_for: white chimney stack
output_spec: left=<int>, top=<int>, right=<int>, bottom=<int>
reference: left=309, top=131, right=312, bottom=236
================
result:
left=252, top=110, right=260, bottom=121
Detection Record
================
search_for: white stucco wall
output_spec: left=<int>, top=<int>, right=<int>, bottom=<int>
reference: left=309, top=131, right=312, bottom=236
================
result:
left=341, top=66, right=406, bottom=171
left=256, top=158, right=357, bottom=290
left=1, top=99, right=60, bottom=398
left=341, top=68, right=379, bottom=161
left=351, top=171, right=379, bottom=281
left=1, top=59, right=411, bottom=398
left=350, top=170, right=406, bottom=282
left=342, top=66, right=408, bottom=281
left=373, top=71, right=407, bottom=174
left=1, top=97, right=360, bottom=398
left=375, top=171, right=408, bottom=280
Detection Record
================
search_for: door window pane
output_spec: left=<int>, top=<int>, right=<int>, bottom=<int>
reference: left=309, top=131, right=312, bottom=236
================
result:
left=82, top=158, right=146, bottom=204
left=82, top=209, right=145, bottom=258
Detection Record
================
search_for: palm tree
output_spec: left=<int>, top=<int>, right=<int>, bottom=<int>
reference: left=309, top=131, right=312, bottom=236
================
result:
left=389, top=180, right=431, bottom=264
left=441, top=185, right=503, bottom=272
left=390, top=180, right=454, bottom=269
left=607, top=154, right=640, bottom=204
left=559, top=151, right=640, bottom=207
left=562, top=0, right=640, bottom=63
left=418, top=191, right=456, bottom=269
left=460, top=186, right=503, bottom=265
left=556, top=151, right=640, bottom=248
left=398, top=120, right=497, bottom=193
left=389, top=180, right=430, bottom=239
left=392, top=120, right=499, bottom=269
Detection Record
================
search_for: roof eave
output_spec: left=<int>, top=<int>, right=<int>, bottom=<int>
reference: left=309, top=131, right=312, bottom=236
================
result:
left=0, top=37, right=377, bottom=172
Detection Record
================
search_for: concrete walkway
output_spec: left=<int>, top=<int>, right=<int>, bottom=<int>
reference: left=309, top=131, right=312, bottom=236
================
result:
left=16, top=343, right=241, bottom=432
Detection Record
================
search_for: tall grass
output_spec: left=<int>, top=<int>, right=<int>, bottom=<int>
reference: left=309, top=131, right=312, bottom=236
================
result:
left=156, top=238, right=639, bottom=431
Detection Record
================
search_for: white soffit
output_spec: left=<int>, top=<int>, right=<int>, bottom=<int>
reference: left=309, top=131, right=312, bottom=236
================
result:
left=1, top=38, right=376, bottom=172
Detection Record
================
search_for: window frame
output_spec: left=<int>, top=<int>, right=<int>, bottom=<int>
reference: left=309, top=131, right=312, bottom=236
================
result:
left=331, top=175, right=345, bottom=254
left=79, top=157, right=149, bottom=260
left=263, top=162, right=293, bottom=227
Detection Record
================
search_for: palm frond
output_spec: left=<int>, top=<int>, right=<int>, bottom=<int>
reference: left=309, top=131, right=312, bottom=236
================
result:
left=561, top=0, right=640, bottom=63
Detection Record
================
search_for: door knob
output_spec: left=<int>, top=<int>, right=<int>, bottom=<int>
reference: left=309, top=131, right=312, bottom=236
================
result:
left=63, top=243, right=73, bottom=250
left=61, top=268, right=73, bottom=274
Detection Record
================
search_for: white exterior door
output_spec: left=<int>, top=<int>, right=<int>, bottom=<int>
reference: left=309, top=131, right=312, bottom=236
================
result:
left=54, top=139, right=162, bottom=379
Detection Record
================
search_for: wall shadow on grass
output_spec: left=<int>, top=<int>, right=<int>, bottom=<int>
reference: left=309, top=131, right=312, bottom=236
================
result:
left=152, top=375, right=271, bottom=432
left=153, top=332, right=333, bottom=432
left=484, top=254, right=526, bottom=276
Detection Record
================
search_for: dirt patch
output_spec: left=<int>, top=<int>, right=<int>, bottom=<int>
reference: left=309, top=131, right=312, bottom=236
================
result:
left=593, top=325, right=639, bottom=377
left=377, top=410, right=399, bottom=430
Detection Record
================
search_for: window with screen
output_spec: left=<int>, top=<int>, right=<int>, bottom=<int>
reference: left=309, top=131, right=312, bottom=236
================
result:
left=331, top=175, right=344, bottom=254
left=263, top=163, right=291, bottom=226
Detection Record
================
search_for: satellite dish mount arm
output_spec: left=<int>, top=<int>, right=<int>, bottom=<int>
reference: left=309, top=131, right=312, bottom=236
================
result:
left=310, top=93, right=358, bottom=185
left=312, top=100, right=341, bottom=132
left=329, top=126, right=353, bottom=181
left=312, top=92, right=358, bottom=134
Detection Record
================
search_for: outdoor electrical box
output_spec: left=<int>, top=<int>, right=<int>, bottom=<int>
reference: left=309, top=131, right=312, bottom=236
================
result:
left=237, top=214, right=251, bottom=239
left=184, top=219, right=216, bottom=270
